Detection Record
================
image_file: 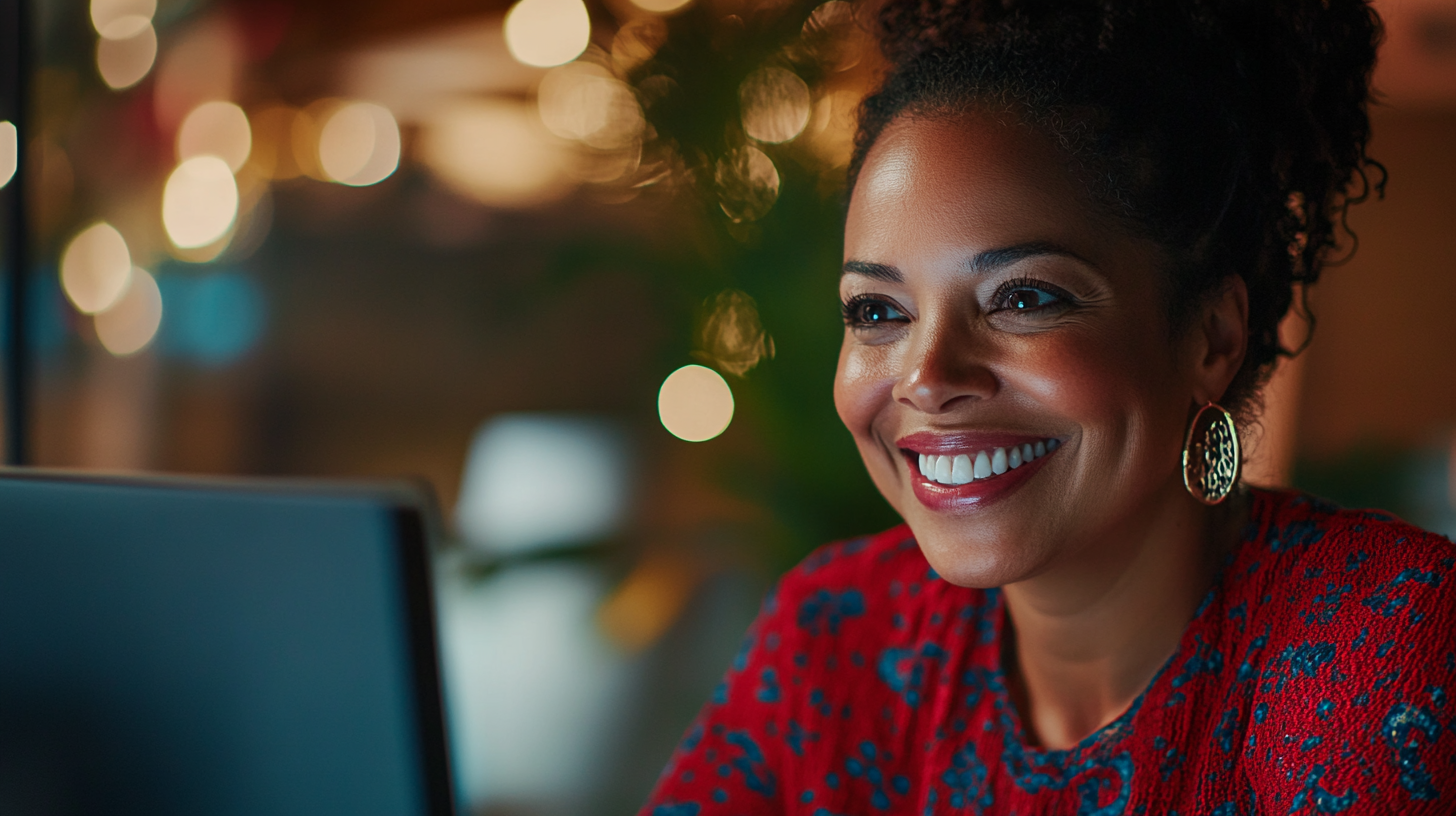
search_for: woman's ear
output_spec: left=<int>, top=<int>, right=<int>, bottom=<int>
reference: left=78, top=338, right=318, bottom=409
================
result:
left=1191, top=275, right=1249, bottom=405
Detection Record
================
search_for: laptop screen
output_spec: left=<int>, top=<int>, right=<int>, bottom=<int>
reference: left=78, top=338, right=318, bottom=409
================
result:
left=0, top=473, right=455, bottom=816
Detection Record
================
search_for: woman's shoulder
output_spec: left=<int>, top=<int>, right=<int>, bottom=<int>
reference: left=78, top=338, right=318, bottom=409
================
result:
left=1245, top=487, right=1453, bottom=584
left=1235, top=487, right=1453, bottom=671
left=1236, top=489, right=1456, bottom=814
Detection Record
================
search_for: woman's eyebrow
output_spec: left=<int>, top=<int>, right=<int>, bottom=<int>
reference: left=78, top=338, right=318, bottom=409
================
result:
left=842, top=241, right=1095, bottom=281
left=967, top=241, right=1095, bottom=274
left=841, top=260, right=903, bottom=282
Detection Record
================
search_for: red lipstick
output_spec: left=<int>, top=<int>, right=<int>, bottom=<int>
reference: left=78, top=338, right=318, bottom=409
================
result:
left=894, top=431, right=1061, bottom=513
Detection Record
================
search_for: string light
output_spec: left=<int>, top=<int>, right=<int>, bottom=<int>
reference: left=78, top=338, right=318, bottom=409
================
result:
left=60, top=222, right=133, bottom=314
left=317, top=102, right=401, bottom=186
left=504, top=0, right=591, bottom=68
left=177, top=101, right=253, bottom=172
left=658, top=365, right=734, bottom=442
left=162, top=156, right=239, bottom=249
left=0, top=122, right=15, bottom=188
left=95, top=21, right=157, bottom=90
left=94, top=268, right=163, bottom=356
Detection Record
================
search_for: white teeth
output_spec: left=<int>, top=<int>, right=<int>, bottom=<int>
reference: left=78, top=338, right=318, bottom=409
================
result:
left=991, top=448, right=1008, bottom=475
left=973, top=450, right=992, bottom=479
left=951, top=454, right=973, bottom=484
left=934, top=455, right=952, bottom=483
left=916, top=438, right=1059, bottom=485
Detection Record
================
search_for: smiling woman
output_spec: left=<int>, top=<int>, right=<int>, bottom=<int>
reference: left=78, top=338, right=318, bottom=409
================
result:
left=640, top=0, right=1456, bottom=814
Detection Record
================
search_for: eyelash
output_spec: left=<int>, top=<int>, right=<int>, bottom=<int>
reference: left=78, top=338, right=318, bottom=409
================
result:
left=840, top=277, right=1076, bottom=329
left=841, top=293, right=906, bottom=328
left=988, top=277, right=1077, bottom=314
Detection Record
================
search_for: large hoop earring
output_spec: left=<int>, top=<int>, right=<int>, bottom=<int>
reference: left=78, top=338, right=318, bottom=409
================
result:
left=1183, top=402, right=1241, bottom=505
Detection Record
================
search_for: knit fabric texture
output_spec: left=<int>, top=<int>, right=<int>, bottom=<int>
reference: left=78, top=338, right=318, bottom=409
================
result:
left=641, top=489, right=1456, bottom=815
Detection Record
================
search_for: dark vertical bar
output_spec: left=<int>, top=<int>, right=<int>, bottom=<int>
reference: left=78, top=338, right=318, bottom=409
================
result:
left=1, top=0, right=30, bottom=465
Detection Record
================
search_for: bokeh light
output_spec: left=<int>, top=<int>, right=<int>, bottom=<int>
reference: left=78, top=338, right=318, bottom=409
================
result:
left=419, top=100, right=567, bottom=207
left=611, top=19, right=667, bottom=74
left=94, top=267, right=163, bottom=356
left=740, top=67, right=811, bottom=144
left=537, top=62, right=644, bottom=150
left=800, top=1, right=864, bottom=73
left=658, top=364, right=734, bottom=442
left=90, top=0, right=156, bottom=37
left=629, top=0, right=694, bottom=13
left=317, top=101, right=401, bottom=186
left=715, top=146, right=779, bottom=223
left=0, top=122, right=15, bottom=188
left=177, top=101, right=252, bottom=172
left=60, top=222, right=133, bottom=314
left=96, top=21, right=157, bottom=90
left=162, top=156, right=240, bottom=249
left=504, top=0, right=592, bottom=68
left=807, top=88, right=860, bottom=168
left=697, top=289, right=774, bottom=376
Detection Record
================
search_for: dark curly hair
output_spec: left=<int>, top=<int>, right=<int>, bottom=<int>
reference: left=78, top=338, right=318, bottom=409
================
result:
left=847, top=0, right=1385, bottom=416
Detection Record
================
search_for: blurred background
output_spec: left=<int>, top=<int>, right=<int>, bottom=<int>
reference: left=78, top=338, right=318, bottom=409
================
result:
left=0, top=0, right=1451, bottom=813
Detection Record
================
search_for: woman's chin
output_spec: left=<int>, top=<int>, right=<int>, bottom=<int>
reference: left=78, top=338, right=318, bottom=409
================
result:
left=910, top=526, right=1046, bottom=590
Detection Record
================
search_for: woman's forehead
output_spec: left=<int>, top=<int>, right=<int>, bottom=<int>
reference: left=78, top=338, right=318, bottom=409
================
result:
left=844, top=113, right=1115, bottom=265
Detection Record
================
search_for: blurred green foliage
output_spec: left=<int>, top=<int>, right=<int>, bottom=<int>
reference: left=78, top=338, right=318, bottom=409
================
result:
left=629, top=0, right=901, bottom=571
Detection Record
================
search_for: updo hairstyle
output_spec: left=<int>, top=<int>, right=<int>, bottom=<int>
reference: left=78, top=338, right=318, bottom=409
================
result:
left=848, top=0, right=1386, bottom=416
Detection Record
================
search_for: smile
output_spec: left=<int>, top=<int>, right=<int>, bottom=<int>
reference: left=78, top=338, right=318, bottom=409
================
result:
left=914, top=438, right=1060, bottom=486
left=894, top=431, right=1064, bottom=511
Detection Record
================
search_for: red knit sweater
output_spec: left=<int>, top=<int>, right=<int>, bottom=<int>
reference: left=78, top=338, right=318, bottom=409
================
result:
left=641, top=489, right=1456, bottom=815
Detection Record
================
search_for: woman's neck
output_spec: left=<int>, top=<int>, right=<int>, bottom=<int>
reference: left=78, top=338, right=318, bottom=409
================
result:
left=1000, top=482, right=1246, bottom=750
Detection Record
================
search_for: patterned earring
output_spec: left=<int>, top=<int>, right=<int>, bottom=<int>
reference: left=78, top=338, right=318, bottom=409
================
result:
left=1182, top=402, right=1241, bottom=505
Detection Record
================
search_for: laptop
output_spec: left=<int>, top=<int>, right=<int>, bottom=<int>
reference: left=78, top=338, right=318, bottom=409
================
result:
left=0, top=470, right=457, bottom=816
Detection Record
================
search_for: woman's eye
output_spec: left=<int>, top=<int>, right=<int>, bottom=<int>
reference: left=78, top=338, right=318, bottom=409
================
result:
left=843, top=297, right=907, bottom=327
left=997, top=286, right=1063, bottom=312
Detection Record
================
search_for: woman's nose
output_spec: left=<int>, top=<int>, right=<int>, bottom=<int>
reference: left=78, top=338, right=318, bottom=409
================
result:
left=891, top=323, right=998, bottom=414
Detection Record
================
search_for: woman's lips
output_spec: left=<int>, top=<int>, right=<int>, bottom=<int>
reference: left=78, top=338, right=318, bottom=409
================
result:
left=895, top=431, right=1062, bottom=511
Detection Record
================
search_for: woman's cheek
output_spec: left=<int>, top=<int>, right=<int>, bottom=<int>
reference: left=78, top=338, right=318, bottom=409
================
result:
left=834, top=340, right=899, bottom=441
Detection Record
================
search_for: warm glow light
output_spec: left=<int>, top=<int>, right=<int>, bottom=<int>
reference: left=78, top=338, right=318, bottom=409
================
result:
left=419, top=100, right=567, bottom=207
left=61, top=222, right=133, bottom=314
left=318, top=101, right=401, bottom=186
left=96, top=21, right=157, bottom=90
left=177, top=101, right=252, bottom=172
left=715, top=146, right=780, bottom=223
left=740, top=67, right=811, bottom=144
left=537, top=62, right=644, bottom=150
left=611, top=19, right=667, bottom=74
left=91, top=0, right=156, bottom=37
left=162, top=156, right=239, bottom=248
left=807, top=89, right=860, bottom=168
left=801, top=1, right=864, bottom=73
left=95, top=267, right=163, bottom=356
left=658, top=364, right=734, bottom=442
left=629, top=0, right=693, bottom=13
left=0, top=122, right=15, bottom=189
left=504, top=0, right=591, bottom=68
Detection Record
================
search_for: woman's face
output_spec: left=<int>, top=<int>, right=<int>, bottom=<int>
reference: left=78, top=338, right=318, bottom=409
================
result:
left=836, top=112, right=1217, bottom=588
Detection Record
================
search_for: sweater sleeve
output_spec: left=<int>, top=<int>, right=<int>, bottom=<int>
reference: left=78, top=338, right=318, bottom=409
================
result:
left=638, top=578, right=797, bottom=816
left=1245, top=527, right=1456, bottom=815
